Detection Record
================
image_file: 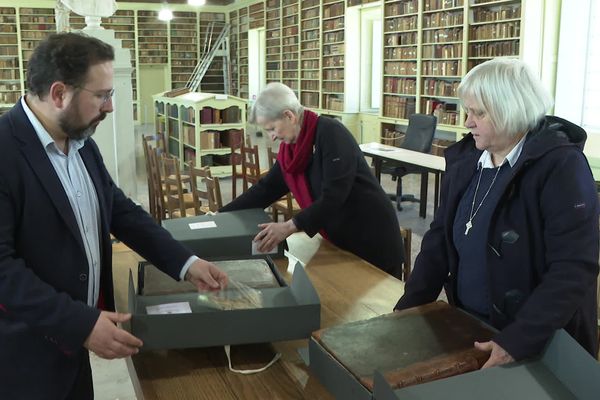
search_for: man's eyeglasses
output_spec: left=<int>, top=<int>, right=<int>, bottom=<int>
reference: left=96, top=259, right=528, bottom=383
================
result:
left=77, top=86, right=115, bottom=104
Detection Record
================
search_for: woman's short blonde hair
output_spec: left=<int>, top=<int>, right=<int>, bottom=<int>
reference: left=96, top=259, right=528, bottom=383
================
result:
left=458, top=58, right=554, bottom=137
left=248, top=82, right=304, bottom=124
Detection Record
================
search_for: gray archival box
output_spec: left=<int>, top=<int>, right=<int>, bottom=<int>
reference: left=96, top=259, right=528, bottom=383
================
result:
left=126, top=258, right=320, bottom=350
left=161, top=208, right=285, bottom=260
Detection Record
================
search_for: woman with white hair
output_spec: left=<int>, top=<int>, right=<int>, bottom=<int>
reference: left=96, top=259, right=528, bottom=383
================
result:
left=395, top=58, right=599, bottom=366
left=220, top=83, right=404, bottom=277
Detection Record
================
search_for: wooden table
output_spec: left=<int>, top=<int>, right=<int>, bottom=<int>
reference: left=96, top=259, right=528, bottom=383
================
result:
left=360, top=142, right=446, bottom=218
left=112, top=233, right=404, bottom=399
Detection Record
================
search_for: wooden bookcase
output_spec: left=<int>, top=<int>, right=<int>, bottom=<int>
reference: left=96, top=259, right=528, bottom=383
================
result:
left=281, top=0, right=300, bottom=97
left=300, top=0, right=320, bottom=108
left=229, top=9, right=239, bottom=97
left=0, top=7, right=21, bottom=106
left=265, top=0, right=281, bottom=84
left=137, top=10, right=168, bottom=65
left=248, top=2, right=265, bottom=29
left=19, top=7, right=55, bottom=91
left=153, top=92, right=247, bottom=177
left=468, top=0, right=521, bottom=69
left=170, top=11, right=198, bottom=90
left=380, top=0, right=523, bottom=141
left=321, top=0, right=345, bottom=111
left=420, top=0, right=464, bottom=126
left=238, top=7, right=249, bottom=99
left=69, top=13, right=85, bottom=30
left=382, top=0, right=418, bottom=120
left=102, top=10, right=138, bottom=120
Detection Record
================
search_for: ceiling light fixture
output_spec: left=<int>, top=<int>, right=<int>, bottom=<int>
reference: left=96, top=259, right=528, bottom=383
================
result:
left=188, top=0, right=206, bottom=6
left=158, top=9, right=173, bottom=21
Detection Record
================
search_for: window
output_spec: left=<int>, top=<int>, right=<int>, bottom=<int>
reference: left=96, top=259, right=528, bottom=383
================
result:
left=555, top=0, right=600, bottom=134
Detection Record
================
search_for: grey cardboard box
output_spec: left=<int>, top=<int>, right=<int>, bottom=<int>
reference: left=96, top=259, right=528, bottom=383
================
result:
left=373, top=329, right=600, bottom=400
left=308, top=337, right=373, bottom=400
left=161, top=208, right=285, bottom=260
left=126, top=260, right=320, bottom=351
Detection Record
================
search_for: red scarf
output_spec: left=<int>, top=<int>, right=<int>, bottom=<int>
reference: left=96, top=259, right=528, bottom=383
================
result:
left=277, top=110, right=328, bottom=239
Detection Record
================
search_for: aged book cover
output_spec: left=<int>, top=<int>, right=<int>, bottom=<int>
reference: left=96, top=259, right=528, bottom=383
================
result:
left=312, top=301, right=495, bottom=391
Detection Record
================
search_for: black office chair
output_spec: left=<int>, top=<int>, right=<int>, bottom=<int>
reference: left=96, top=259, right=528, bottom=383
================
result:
left=384, top=114, right=437, bottom=211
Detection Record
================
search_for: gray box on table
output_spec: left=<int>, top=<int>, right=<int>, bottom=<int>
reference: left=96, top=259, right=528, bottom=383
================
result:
left=162, top=208, right=285, bottom=260
left=126, top=259, right=320, bottom=351
left=373, top=329, right=600, bottom=400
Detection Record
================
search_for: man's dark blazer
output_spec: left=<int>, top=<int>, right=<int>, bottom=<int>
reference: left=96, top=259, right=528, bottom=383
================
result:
left=0, top=100, right=194, bottom=399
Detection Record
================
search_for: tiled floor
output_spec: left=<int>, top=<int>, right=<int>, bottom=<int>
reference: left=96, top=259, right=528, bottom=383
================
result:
left=91, top=124, right=438, bottom=399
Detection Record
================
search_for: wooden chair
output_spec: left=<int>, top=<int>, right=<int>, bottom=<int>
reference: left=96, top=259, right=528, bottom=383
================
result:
left=242, top=144, right=263, bottom=192
left=205, top=176, right=223, bottom=212
left=188, top=163, right=213, bottom=215
left=146, top=144, right=165, bottom=221
left=161, top=155, right=196, bottom=219
left=228, top=130, right=245, bottom=200
left=266, top=147, right=301, bottom=221
left=142, top=133, right=169, bottom=220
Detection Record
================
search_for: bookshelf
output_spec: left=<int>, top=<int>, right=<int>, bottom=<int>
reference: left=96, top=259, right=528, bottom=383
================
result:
left=198, top=12, right=226, bottom=94
left=153, top=92, right=247, bottom=177
left=420, top=0, right=464, bottom=126
left=321, top=0, right=345, bottom=111
left=170, top=11, right=198, bottom=90
left=380, top=0, right=523, bottom=142
left=468, top=0, right=521, bottom=70
left=137, top=10, right=168, bottom=65
left=102, top=10, right=138, bottom=121
left=248, top=2, right=265, bottom=30
left=281, top=0, right=300, bottom=97
left=382, top=0, right=418, bottom=120
left=0, top=7, right=20, bottom=106
left=68, top=13, right=85, bottom=30
left=300, top=0, right=320, bottom=108
left=19, top=7, right=55, bottom=91
left=229, top=9, right=239, bottom=96
left=238, top=7, right=249, bottom=99
left=265, top=0, right=281, bottom=84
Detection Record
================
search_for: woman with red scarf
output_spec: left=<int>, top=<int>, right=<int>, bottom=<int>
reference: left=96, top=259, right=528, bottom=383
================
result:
left=220, top=83, right=404, bottom=278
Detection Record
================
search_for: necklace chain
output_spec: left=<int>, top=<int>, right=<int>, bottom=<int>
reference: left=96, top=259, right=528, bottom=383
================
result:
left=465, top=164, right=503, bottom=235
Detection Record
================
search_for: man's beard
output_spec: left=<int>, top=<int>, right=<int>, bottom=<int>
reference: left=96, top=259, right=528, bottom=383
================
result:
left=59, top=103, right=106, bottom=141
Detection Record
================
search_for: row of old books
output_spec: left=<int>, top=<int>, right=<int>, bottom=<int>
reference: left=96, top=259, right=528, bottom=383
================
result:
left=383, top=77, right=417, bottom=95
left=199, top=106, right=242, bottom=124
left=383, top=95, right=416, bottom=119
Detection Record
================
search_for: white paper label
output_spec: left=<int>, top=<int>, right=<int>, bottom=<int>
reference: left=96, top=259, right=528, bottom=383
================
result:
left=251, top=240, right=279, bottom=255
left=146, top=302, right=192, bottom=315
left=188, top=221, right=217, bottom=230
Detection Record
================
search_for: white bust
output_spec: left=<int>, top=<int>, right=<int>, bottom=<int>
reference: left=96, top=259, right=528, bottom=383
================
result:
left=60, top=0, right=117, bottom=17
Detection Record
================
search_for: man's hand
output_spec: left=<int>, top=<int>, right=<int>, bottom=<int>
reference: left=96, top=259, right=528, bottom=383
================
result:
left=475, top=340, right=515, bottom=369
left=84, top=311, right=143, bottom=359
left=185, top=258, right=228, bottom=291
left=254, top=220, right=298, bottom=253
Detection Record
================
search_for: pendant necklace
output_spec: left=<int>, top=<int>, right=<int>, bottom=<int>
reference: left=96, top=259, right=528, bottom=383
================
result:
left=465, top=163, right=503, bottom=235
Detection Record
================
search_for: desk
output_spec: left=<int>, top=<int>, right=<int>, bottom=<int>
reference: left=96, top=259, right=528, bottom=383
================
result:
left=112, top=234, right=404, bottom=399
left=360, top=142, right=446, bottom=218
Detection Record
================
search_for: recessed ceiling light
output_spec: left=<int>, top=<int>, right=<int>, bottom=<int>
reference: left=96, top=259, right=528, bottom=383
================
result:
left=158, top=9, right=173, bottom=21
left=188, top=0, right=206, bottom=6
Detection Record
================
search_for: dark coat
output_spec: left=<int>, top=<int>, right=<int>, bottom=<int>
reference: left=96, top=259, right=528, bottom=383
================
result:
left=396, top=116, right=599, bottom=360
left=221, top=116, right=404, bottom=277
left=0, top=100, right=194, bottom=399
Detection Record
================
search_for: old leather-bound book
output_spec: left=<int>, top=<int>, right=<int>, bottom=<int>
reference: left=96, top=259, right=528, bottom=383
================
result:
left=311, top=301, right=495, bottom=391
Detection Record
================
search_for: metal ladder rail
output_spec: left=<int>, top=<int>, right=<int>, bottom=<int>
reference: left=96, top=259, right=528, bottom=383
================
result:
left=187, top=22, right=230, bottom=93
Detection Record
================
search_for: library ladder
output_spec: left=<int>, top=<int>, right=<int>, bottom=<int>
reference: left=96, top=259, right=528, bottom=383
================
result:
left=187, top=21, right=231, bottom=94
